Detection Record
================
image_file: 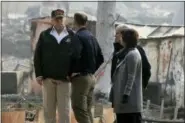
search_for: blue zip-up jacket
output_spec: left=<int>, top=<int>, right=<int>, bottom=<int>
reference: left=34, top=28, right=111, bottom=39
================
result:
left=73, top=27, right=104, bottom=74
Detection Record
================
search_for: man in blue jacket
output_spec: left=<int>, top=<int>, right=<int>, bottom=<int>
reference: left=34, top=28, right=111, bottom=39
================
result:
left=70, top=12, right=104, bottom=123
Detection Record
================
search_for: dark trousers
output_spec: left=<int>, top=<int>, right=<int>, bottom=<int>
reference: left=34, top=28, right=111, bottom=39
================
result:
left=71, top=74, right=96, bottom=123
left=116, top=113, right=142, bottom=123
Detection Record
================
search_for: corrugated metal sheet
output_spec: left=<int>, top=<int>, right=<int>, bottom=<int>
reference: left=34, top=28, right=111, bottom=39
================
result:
left=115, top=22, right=184, bottom=39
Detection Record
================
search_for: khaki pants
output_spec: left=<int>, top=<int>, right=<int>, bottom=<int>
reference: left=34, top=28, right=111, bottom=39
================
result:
left=42, top=78, right=71, bottom=123
left=71, top=74, right=96, bottom=123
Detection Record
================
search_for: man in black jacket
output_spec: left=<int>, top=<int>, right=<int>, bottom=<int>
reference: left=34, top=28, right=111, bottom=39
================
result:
left=70, top=12, right=104, bottom=123
left=34, top=9, right=82, bottom=123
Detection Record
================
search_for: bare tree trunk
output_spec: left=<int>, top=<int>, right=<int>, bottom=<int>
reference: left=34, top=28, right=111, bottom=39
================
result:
left=96, top=1, right=116, bottom=61
left=94, top=1, right=116, bottom=94
left=65, top=1, right=69, bottom=16
left=57, top=1, right=69, bottom=16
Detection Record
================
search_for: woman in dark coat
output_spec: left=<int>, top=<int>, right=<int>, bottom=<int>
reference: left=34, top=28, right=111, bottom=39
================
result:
left=110, top=29, right=143, bottom=123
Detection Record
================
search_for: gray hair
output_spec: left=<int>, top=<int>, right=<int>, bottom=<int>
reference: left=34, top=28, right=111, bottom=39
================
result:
left=115, top=24, right=129, bottom=32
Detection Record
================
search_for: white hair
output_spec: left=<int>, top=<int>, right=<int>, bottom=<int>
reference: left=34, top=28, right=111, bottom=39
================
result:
left=115, top=24, right=129, bottom=32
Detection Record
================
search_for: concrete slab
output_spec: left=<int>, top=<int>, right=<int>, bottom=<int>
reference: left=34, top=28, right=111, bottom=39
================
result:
left=143, top=82, right=162, bottom=105
left=1, top=72, right=18, bottom=94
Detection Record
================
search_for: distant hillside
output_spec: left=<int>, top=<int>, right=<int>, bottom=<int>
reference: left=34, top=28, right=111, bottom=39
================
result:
left=2, top=1, right=183, bottom=25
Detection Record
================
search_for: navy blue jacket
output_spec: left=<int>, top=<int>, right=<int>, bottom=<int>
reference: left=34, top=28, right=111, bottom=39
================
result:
left=73, top=27, right=104, bottom=74
left=34, top=27, right=82, bottom=80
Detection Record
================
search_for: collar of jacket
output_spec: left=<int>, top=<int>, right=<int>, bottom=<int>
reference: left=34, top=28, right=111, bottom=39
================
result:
left=51, top=26, right=67, bottom=33
left=113, top=42, right=123, bottom=52
left=45, top=27, right=73, bottom=38
left=76, top=27, right=87, bottom=33
left=117, top=48, right=135, bottom=61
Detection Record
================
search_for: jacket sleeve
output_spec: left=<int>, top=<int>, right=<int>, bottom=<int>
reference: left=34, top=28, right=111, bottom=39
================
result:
left=95, top=39, right=104, bottom=71
left=123, top=52, right=139, bottom=96
left=137, top=45, right=151, bottom=88
left=33, top=32, right=43, bottom=78
left=69, top=34, right=83, bottom=74
left=137, top=45, right=151, bottom=70
left=111, top=54, right=117, bottom=80
left=111, top=43, right=123, bottom=80
left=71, top=35, right=83, bottom=60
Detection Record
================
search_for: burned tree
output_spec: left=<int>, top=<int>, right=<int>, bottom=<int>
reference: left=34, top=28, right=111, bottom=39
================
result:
left=96, top=1, right=116, bottom=61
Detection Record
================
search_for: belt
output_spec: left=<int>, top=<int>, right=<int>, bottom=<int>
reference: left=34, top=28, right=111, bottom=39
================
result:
left=71, top=72, right=90, bottom=78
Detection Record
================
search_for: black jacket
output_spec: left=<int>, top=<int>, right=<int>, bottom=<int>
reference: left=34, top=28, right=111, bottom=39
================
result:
left=73, top=27, right=104, bottom=74
left=34, top=27, right=82, bottom=80
left=111, top=42, right=124, bottom=80
left=136, top=45, right=151, bottom=89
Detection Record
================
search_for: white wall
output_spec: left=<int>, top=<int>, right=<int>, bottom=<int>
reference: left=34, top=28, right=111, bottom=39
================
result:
left=142, top=37, right=184, bottom=107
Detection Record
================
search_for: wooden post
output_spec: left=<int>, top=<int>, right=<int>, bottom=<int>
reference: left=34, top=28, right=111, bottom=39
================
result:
left=94, top=104, right=103, bottom=118
left=160, top=99, right=164, bottom=119
left=173, top=105, right=179, bottom=120
left=146, top=100, right=151, bottom=112
left=144, top=100, right=150, bottom=123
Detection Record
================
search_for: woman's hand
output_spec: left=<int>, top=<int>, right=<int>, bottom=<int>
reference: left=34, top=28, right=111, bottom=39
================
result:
left=122, top=95, right=129, bottom=104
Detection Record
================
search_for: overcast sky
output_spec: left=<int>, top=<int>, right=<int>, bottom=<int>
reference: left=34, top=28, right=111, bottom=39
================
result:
left=2, top=1, right=181, bottom=15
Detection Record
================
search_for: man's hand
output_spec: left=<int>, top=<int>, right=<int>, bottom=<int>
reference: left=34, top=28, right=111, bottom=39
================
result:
left=51, top=79, right=61, bottom=85
left=36, top=76, right=43, bottom=86
left=67, top=76, right=71, bottom=82
left=70, top=73, right=80, bottom=81
left=122, top=95, right=129, bottom=104
left=71, top=73, right=79, bottom=78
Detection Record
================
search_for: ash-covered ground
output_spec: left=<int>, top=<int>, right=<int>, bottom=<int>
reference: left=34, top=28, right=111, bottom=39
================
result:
left=2, top=17, right=32, bottom=71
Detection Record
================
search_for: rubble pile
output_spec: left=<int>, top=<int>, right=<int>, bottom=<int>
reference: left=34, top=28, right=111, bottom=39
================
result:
left=2, top=18, right=31, bottom=61
left=2, top=56, right=31, bottom=71
left=2, top=16, right=33, bottom=102
left=1, top=94, right=42, bottom=112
